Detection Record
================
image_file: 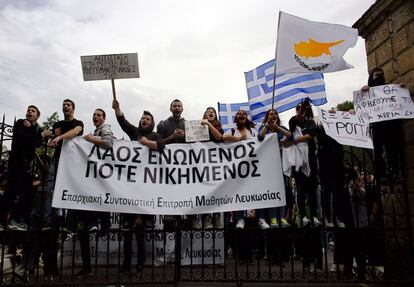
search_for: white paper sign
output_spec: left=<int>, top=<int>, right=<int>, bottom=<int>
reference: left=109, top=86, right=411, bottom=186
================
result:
left=81, top=53, right=140, bottom=81
left=353, top=84, right=414, bottom=123
left=185, top=120, right=210, bottom=142
left=52, top=135, right=286, bottom=215
left=318, top=108, right=373, bottom=149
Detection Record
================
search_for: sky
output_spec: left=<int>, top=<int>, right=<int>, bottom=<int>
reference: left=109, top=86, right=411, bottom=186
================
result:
left=1, top=0, right=376, bottom=139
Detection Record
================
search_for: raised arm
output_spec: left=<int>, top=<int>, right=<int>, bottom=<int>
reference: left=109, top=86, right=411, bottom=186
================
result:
left=201, top=119, right=223, bottom=141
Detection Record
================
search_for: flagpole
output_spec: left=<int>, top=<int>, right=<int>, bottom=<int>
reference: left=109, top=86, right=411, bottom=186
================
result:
left=243, top=72, right=252, bottom=122
left=271, top=11, right=283, bottom=110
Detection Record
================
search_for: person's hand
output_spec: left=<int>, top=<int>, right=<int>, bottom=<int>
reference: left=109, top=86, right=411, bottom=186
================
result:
left=282, top=140, right=294, bottom=148
left=173, top=128, right=185, bottom=139
left=201, top=119, right=209, bottom=125
left=139, top=136, right=148, bottom=145
left=42, top=130, right=52, bottom=138
left=400, top=82, right=407, bottom=88
left=240, top=134, right=247, bottom=141
left=112, top=100, right=120, bottom=110
left=23, top=120, right=31, bottom=127
left=48, top=136, right=61, bottom=147
left=361, top=85, right=370, bottom=92
left=266, top=120, right=275, bottom=129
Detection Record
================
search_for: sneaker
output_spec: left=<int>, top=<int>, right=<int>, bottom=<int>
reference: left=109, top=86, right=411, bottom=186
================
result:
left=192, top=218, right=202, bottom=229
left=41, top=225, right=52, bottom=232
left=61, top=226, right=74, bottom=240
left=324, top=218, right=334, bottom=228
left=280, top=218, right=291, bottom=228
left=270, top=218, right=278, bottom=228
left=302, top=216, right=310, bottom=227
left=203, top=217, right=213, bottom=229
left=88, top=225, right=98, bottom=232
left=336, top=219, right=345, bottom=228
left=313, top=217, right=321, bottom=227
left=8, top=220, right=27, bottom=231
left=235, top=219, right=245, bottom=229
left=258, top=218, right=270, bottom=229
left=121, top=223, right=133, bottom=232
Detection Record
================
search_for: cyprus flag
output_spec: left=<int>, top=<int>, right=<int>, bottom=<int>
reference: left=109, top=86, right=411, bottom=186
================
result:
left=276, top=12, right=358, bottom=74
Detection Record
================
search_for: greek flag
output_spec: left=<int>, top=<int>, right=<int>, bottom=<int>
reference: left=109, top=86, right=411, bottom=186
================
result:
left=245, top=59, right=327, bottom=123
left=217, top=102, right=250, bottom=132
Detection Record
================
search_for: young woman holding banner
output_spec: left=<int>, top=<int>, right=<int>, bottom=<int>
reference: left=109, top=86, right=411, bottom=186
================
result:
left=257, top=109, right=291, bottom=228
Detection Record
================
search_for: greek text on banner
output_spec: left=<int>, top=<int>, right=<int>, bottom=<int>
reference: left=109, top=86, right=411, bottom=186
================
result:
left=52, top=134, right=286, bottom=215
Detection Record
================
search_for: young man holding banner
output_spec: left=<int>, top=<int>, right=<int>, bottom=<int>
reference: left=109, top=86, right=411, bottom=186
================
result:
left=46, top=99, right=84, bottom=277
left=72, top=108, right=113, bottom=278
left=112, top=99, right=164, bottom=273
left=360, top=68, right=406, bottom=182
left=156, top=99, right=187, bottom=228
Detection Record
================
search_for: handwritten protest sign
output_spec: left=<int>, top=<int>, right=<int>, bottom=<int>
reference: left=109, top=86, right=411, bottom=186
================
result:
left=185, top=120, right=210, bottom=142
left=81, top=53, right=140, bottom=81
left=318, top=108, right=373, bottom=149
left=353, top=84, right=414, bottom=123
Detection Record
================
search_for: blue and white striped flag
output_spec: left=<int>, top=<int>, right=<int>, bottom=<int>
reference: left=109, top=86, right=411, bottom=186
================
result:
left=217, top=102, right=250, bottom=132
left=245, top=59, right=327, bottom=124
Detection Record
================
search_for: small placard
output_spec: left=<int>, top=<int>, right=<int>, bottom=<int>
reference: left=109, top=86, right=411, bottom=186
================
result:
left=353, top=84, right=414, bottom=123
left=81, top=53, right=140, bottom=81
left=185, top=120, right=210, bottom=142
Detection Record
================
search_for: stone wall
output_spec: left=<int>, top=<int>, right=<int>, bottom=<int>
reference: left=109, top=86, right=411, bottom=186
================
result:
left=354, top=0, right=414, bottom=280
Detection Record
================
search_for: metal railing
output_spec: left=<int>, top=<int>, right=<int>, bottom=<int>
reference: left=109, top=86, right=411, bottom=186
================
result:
left=0, top=115, right=413, bottom=286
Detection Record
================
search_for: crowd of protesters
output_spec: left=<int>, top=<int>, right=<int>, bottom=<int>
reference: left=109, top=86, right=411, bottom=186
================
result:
left=0, top=67, right=407, bottom=280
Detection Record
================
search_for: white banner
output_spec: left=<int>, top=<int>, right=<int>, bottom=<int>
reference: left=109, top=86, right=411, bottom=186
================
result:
left=52, top=135, right=286, bottom=214
left=317, top=108, right=373, bottom=149
left=81, top=53, right=140, bottom=81
left=353, top=84, right=414, bottom=123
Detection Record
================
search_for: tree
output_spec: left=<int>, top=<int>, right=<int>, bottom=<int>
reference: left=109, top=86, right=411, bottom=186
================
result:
left=41, top=111, right=59, bottom=131
left=336, top=100, right=354, bottom=111
left=36, top=112, right=59, bottom=158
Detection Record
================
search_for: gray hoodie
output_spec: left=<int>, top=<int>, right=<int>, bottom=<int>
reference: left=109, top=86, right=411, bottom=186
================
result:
left=94, top=124, right=113, bottom=149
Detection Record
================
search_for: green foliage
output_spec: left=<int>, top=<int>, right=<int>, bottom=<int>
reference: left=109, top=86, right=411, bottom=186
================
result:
left=336, top=100, right=354, bottom=112
left=41, top=111, right=59, bottom=131
left=1, top=145, right=9, bottom=162
left=37, top=111, right=59, bottom=158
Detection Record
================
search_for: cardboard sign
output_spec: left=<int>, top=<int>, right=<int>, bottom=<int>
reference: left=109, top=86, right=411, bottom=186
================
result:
left=185, top=120, right=210, bottom=142
left=81, top=53, right=140, bottom=81
left=318, top=108, right=373, bottom=149
left=353, top=84, right=414, bottom=123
